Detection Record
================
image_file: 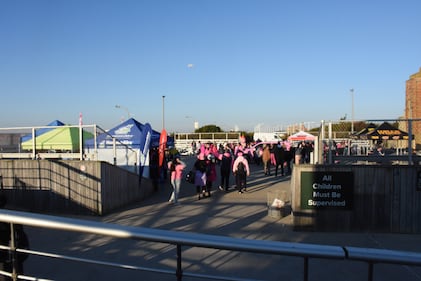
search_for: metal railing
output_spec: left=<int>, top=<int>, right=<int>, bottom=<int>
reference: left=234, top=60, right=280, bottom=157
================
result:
left=318, top=118, right=421, bottom=165
left=1, top=209, right=421, bottom=281
left=0, top=124, right=138, bottom=166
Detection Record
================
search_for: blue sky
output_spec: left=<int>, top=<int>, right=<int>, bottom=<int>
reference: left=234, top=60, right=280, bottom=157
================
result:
left=1, top=0, right=420, bottom=133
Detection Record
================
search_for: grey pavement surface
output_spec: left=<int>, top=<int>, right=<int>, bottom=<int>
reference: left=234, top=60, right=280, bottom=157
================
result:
left=21, top=156, right=421, bottom=281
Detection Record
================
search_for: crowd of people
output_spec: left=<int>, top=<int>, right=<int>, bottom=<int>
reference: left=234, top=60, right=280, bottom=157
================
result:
left=162, top=137, right=314, bottom=205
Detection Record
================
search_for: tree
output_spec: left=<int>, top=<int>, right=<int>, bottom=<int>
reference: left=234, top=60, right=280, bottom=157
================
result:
left=195, top=124, right=222, bottom=133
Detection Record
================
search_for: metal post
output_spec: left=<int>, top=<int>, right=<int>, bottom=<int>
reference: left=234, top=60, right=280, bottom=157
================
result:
left=350, top=89, right=355, bottom=134
left=320, top=120, right=325, bottom=164
left=303, top=256, right=309, bottom=281
left=328, top=122, right=333, bottom=164
left=31, top=127, right=36, bottom=160
left=176, top=244, right=183, bottom=281
left=79, top=125, right=83, bottom=161
left=162, top=96, right=166, bottom=130
left=368, top=262, right=374, bottom=281
left=408, top=119, right=413, bottom=164
left=93, top=124, right=98, bottom=161
left=9, top=223, right=17, bottom=281
left=112, top=138, right=117, bottom=165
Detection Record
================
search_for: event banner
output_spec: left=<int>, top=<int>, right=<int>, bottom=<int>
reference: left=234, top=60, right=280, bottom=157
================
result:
left=300, top=171, right=354, bottom=210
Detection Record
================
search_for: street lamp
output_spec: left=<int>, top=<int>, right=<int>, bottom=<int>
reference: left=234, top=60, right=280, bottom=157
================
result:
left=350, top=89, right=355, bottom=133
left=115, top=105, right=131, bottom=120
left=162, top=96, right=165, bottom=129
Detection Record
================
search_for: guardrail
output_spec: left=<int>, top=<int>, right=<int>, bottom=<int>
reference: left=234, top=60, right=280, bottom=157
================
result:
left=332, top=155, right=421, bottom=165
left=0, top=210, right=421, bottom=281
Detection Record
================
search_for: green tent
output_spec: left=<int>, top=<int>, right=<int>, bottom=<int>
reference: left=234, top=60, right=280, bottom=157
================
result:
left=21, top=126, right=94, bottom=151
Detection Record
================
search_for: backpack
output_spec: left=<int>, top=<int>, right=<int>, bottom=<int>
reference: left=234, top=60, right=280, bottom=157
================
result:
left=237, top=161, right=246, bottom=176
left=221, top=155, right=232, bottom=170
left=185, top=170, right=195, bottom=184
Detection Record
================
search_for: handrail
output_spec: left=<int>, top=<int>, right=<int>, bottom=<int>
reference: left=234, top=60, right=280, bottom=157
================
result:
left=0, top=210, right=345, bottom=257
left=346, top=247, right=421, bottom=266
left=1, top=209, right=421, bottom=281
left=331, top=155, right=421, bottom=164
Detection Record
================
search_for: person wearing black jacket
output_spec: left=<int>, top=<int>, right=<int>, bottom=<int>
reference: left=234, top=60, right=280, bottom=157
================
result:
left=219, top=149, right=233, bottom=191
left=273, top=142, right=286, bottom=177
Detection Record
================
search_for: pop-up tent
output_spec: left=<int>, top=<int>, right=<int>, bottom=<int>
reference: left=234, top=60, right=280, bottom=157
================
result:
left=351, top=122, right=412, bottom=140
left=365, top=122, right=412, bottom=140
left=21, top=126, right=94, bottom=151
left=88, top=118, right=159, bottom=149
left=20, top=120, right=65, bottom=143
left=85, top=118, right=173, bottom=177
left=287, top=131, right=315, bottom=142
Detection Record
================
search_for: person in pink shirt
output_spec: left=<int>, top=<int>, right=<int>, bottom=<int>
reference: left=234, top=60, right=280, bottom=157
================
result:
left=167, top=156, right=186, bottom=204
left=232, top=151, right=250, bottom=193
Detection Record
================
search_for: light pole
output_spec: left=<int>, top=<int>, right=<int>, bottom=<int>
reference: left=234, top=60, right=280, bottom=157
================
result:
left=350, top=89, right=355, bottom=133
left=162, top=96, right=165, bottom=129
left=115, top=105, right=131, bottom=120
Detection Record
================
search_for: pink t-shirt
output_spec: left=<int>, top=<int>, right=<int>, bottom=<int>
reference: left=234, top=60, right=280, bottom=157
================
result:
left=168, top=161, right=186, bottom=180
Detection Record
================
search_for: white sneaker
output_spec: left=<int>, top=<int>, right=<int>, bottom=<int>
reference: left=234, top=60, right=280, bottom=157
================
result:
left=218, top=186, right=223, bottom=191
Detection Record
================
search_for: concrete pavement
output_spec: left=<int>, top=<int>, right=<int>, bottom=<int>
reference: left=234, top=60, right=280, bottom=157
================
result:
left=22, top=156, right=421, bottom=280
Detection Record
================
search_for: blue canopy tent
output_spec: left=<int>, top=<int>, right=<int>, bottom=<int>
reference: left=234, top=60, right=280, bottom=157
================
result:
left=85, top=118, right=173, bottom=177
left=20, top=120, right=65, bottom=143
left=85, top=118, right=168, bottom=149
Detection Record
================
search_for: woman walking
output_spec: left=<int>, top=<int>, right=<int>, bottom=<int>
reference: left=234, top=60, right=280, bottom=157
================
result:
left=168, top=156, right=186, bottom=204
left=261, top=144, right=271, bottom=176
left=219, top=148, right=233, bottom=191
left=194, top=153, right=208, bottom=200
left=232, top=151, right=250, bottom=194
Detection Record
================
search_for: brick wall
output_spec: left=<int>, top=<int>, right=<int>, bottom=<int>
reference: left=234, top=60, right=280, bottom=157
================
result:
left=405, top=68, right=421, bottom=147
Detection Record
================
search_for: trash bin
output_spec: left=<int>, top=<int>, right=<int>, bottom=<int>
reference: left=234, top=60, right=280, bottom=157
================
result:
left=267, top=190, right=288, bottom=218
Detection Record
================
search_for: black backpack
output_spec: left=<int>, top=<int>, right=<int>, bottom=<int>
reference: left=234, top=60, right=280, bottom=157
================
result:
left=237, top=161, right=246, bottom=176
left=221, top=155, right=232, bottom=170
left=185, top=170, right=195, bottom=184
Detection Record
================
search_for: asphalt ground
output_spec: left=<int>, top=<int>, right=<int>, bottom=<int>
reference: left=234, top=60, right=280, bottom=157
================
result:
left=20, top=156, right=421, bottom=281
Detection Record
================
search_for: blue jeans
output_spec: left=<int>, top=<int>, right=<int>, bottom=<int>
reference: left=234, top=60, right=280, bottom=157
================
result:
left=169, top=178, right=181, bottom=203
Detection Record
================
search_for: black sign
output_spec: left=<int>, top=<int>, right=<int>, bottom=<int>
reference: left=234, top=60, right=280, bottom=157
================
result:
left=300, top=171, right=353, bottom=210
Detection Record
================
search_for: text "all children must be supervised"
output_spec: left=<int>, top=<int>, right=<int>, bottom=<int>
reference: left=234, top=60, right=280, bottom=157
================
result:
left=300, top=171, right=354, bottom=210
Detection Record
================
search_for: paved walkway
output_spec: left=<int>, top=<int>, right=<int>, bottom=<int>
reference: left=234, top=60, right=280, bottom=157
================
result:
left=23, top=156, right=421, bottom=281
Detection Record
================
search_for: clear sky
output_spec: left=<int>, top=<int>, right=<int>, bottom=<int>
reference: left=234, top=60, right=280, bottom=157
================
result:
left=1, top=0, right=420, bottom=133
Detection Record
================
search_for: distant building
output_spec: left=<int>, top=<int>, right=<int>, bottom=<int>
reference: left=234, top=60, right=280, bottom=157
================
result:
left=0, top=133, right=25, bottom=152
left=405, top=67, right=421, bottom=148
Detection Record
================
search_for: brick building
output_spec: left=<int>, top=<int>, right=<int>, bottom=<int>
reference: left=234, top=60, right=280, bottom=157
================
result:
left=405, top=67, right=421, bottom=147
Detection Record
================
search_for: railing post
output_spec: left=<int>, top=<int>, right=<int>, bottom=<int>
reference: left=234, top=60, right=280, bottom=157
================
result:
left=31, top=127, right=36, bottom=160
left=408, top=119, right=413, bottom=164
left=328, top=122, right=333, bottom=164
left=368, top=262, right=374, bottom=281
left=303, top=256, right=308, bottom=281
left=176, top=244, right=183, bottom=281
left=112, top=138, right=117, bottom=165
left=9, top=223, right=17, bottom=281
